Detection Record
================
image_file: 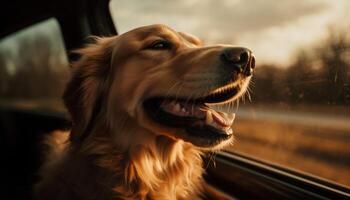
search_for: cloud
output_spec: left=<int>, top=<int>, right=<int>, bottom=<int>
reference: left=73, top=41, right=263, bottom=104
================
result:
left=110, top=0, right=349, bottom=65
left=111, top=0, right=327, bottom=33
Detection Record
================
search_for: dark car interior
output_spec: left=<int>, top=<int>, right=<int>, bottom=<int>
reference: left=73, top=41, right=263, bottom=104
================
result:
left=1, top=0, right=350, bottom=199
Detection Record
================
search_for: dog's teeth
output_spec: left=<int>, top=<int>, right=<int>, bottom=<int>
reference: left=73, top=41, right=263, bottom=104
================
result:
left=181, top=108, right=186, bottom=113
left=173, top=103, right=181, bottom=112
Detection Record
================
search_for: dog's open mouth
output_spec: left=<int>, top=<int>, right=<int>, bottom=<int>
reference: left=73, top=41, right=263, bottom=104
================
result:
left=143, top=85, right=239, bottom=147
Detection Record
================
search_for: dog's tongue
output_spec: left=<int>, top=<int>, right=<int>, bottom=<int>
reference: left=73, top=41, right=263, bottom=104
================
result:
left=160, top=100, right=235, bottom=129
left=206, top=109, right=235, bottom=128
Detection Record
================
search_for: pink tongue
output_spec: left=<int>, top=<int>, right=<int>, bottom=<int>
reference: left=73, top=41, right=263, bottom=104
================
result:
left=211, top=110, right=230, bottom=127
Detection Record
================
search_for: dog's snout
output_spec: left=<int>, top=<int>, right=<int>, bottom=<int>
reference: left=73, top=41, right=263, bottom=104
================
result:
left=220, top=47, right=255, bottom=76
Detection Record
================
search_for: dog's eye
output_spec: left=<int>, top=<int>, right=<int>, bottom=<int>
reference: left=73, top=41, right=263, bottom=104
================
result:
left=147, top=40, right=172, bottom=50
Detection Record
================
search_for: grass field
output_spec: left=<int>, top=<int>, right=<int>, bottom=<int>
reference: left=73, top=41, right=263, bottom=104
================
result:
left=228, top=105, right=350, bottom=187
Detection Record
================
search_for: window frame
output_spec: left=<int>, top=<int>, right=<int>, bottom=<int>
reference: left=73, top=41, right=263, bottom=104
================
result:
left=204, top=151, right=350, bottom=199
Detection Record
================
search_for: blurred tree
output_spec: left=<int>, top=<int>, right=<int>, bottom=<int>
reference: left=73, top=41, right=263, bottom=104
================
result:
left=251, top=64, right=287, bottom=103
left=286, top=50, right=314, bottom=104
left=5, top=32, right=69, bottom=99
left=252, top=27, right=350, bottom=106
left=317, top=28, right=350, bottom=104
left=0, top=19, right=70, bottom=112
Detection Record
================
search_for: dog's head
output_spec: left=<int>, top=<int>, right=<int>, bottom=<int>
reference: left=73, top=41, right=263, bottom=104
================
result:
left=64, top=24, right=255, bottom=149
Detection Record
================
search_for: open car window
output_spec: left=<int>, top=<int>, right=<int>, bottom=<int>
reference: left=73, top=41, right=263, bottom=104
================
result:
left=110, top=0, right=350, bottom=188
left=0, top=18, right=69, bottom=114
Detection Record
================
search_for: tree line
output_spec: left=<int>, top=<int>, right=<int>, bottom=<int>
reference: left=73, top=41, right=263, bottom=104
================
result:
left=251, top=28, right=350, bottom=106
left=0, top=32, right=70, bottom=99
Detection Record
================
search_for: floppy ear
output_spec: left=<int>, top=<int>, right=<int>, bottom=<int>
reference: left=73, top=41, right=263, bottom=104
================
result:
left=63, top=37, right=116, bottom=142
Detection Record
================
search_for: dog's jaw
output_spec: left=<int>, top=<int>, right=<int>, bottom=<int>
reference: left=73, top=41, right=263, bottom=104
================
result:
left=137, top=79, right=250, bottom=149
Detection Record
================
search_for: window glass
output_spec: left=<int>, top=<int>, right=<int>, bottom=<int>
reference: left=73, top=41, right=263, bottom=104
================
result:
left=0, top=18, right=70, bottom=113
left=110, top=0, right=350, bottom=186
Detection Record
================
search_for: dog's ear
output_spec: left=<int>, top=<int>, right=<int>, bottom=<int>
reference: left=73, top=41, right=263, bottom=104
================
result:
left=63, top=37, right=116, bottom=142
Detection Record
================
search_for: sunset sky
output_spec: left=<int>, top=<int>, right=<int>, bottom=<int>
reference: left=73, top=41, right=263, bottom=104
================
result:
left=110, top=0, right=350, bottom=66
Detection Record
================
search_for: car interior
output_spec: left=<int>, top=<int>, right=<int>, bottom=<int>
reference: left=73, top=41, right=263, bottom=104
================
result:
left=1, top=0, right=350, bottom=199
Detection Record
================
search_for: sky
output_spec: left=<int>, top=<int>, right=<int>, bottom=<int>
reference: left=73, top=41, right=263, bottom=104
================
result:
left=110, top=0, right=350, bottom=66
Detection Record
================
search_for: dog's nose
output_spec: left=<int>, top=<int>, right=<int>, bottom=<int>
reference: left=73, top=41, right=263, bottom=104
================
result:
left=220, top=47, right=255, bottom=76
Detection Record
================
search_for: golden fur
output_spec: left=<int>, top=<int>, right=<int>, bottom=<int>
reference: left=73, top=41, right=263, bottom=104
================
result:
left=35, top=24, right=252, bottom=200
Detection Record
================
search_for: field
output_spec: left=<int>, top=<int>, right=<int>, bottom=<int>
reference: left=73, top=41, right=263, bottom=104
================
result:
left=228, top=105, right=350, bottom=187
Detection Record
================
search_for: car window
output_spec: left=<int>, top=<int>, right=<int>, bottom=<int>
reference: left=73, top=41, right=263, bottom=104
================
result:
left=0, top=18, right=70, bottom=113
left=109, top=0, right=350, bottom=187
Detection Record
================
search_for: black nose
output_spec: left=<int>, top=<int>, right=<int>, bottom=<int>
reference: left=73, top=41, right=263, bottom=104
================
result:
left=220, top=47, right=255, bottom=76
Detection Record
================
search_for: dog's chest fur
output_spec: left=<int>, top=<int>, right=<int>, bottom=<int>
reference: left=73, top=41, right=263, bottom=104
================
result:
left=35, top=133, right=204, bottom=200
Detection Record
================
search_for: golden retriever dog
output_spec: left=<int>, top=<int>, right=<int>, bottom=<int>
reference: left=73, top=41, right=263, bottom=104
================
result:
left=35, top=24, right=255, bottom=200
